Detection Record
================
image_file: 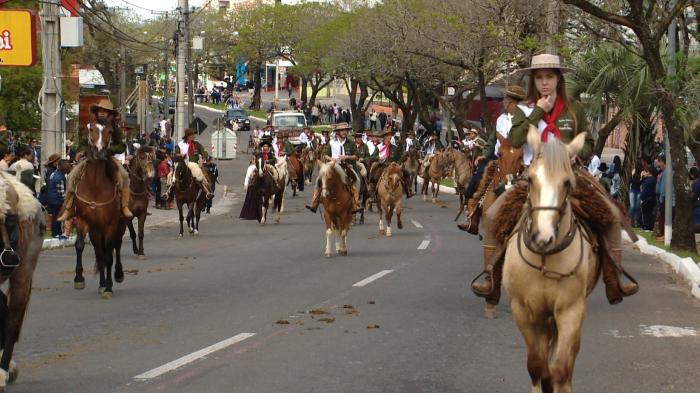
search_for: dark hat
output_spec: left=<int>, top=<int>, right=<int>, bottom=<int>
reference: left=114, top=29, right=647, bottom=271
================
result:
left=353, top=132, right=363, bottom=138
left=184, top=128, right=196, bottom=138
left=45, top=153, right=61, bottom=166
left=89, top=97, right=116, bottom=114
left=321, top=129, right=330, bottom=134
left=264, top=125, right=274, bottom=131
left=259, top=140, right=272, bottom=148
left=377, top=129, right=394, bottom=137
left=504, top=85, right=526, bottom=100
left=334, top=122, right=352, bottom=132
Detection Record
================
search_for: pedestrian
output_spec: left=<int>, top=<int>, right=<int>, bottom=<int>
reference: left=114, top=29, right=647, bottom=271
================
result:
left=204, top=156, right=219, bottom=214
left=369, top=110, right=378, bottom=131
left=46, top=159, right=70, bottom=239
left=39, top=153, right=61, bottom=206
left=378, top=111, right=387, bottom=131
left=10, top=145, right=36, bottom=193
left=311, top=105, right=320, bottom=125
left=691, top=166, right=700, bottom=230
left=157, top=153, right=172, bottom=209
left=609, top=157, right=621, bottom=200
left=629, top=163, right=642, bottom=227
left=640, top=166, right=657, bottom=231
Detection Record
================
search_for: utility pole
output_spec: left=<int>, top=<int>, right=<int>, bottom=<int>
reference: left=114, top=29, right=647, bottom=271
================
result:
left=152, top=10, right=171, bottom=130
left=185, top=7, right=194, bottom=125
left=545, top=0, right=559, bottom=54
left=40, top=0, right=63, bottom=168
left=119, top=45, right=127, bottom=111
left=176, top=0, right=189, bottom=142
left=664, top=0, right=678, bottom=246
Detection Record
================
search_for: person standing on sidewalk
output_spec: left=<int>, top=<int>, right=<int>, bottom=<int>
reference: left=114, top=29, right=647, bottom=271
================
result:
left=46, top=159, right=70, bottom=239
left=204, top=156, right=220, bottom=214
left=157, top=153, right=172, bottom=209
left=640, top=167, right=657, bottom=231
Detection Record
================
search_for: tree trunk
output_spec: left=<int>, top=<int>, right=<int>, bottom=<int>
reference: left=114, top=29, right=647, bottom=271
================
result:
left=253, top=62, right=263, bottom=111
left=300, top=76, right=309, bottom=107
left=477, top=67, right=491, bottom=132
left=346, top=79, right=369, bottom=134
left=592, top=111, right=623, bottom=157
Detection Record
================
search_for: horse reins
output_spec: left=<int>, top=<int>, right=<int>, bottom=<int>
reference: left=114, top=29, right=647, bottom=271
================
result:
left=128, top=153, right=150, bottom=196
left=75, top=183, right=118, bottom=209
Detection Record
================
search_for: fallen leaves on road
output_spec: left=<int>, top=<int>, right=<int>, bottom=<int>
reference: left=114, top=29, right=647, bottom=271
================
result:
left=318, top=317, right=336, bottom=323
left=342, top=304, right=355, bottom=309
left=345, top=309, right=359, bottom=316
left=368, top=300, right=376, bottom=304
left=309, top=308, right=329, bottom=315
left=367, top=324, right=380, bottom=329
left=276, top=319, right=290, bottom=325
left=123, top=269, right=139, bottom=275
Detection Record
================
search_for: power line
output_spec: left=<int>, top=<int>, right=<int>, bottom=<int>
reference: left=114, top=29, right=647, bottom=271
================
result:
left=116, top=0, right=176, bottom=14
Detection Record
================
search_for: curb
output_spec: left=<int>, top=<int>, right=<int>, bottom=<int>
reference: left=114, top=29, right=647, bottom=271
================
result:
left=416, top=176, right=455, bottom=195
left=193, top=103, right=266, bottom=123
left=622, top=232, right=700, bottom=301
left=42, top=236, right=77, bottom=250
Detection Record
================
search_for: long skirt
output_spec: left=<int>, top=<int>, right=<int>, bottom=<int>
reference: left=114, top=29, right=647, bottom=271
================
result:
left=239, top=186, right=261, bottom=221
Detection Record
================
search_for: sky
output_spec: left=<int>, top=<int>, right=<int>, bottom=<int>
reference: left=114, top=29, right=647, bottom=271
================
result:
left=104, top=0, right=206, bottom=20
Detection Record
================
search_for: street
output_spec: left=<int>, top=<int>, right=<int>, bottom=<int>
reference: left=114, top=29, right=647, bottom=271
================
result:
left=8, top=108, right=700, bottom=393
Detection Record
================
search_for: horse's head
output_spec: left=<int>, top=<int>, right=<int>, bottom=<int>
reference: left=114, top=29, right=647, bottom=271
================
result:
left=525, top=125, right=585, bottom=252
left=496, top=133, right=524, bottom=176
left=172, top=156, right=190, bottom=186
left=87, top=116, right=114, bottom=160
left=385, top=162, right=403, bottom=190
left=131, top=146, right=156, bottom=181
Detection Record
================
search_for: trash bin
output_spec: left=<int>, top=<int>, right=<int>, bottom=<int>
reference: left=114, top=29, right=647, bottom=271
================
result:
left=210, top=128, right=237, bottom=160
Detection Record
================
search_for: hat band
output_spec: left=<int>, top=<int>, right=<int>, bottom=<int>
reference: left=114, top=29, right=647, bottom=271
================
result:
left=530, top=62, right=563, bottom=68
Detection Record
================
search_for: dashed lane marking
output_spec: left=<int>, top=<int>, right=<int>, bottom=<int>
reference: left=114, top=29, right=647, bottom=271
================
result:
left=411, top=220, right=423, bottom=229
left=417, top=239, right=430, bottom=250
left=352, top=270, right=394, bottom=287
left=134, top=333, right=256, bottom=380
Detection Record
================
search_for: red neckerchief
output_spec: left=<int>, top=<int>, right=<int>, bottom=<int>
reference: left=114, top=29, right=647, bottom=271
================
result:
left=541, top=96, right=565, bottom=142
left=187, top=141, right=195, bottom=156
left=380, top=143, right=389, bottom=159
left=263, top=151, right=269, bottom=161
left=277, top=143, right=283, bottom=156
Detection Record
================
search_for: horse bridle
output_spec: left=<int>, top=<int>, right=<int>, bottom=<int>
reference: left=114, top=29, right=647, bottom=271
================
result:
left=128, top=152, right=150, bottom=196
left=517, top=183, right=584, bottom=280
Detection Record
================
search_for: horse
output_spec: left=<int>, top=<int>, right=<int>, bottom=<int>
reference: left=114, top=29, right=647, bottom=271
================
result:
left=376, top=162, right=404, bottom=237
left=503, top=128, right=597, bottom=393
left=301, top=147, right=316, bottom=185
left=286, top=153, right=302, bottom=198
left=402, top=148, right=420, bottom=195
left=0, top=172, right=45, bottom=391
left=172, top=156, right=208, bottom=237
left=421, top=150, right=449, bottom=203
left=126, top=146, right=155, bottom=259
left=318, top=161, right=353, bottom=257
left=444, top=147, right=475, bottom=211
left=257, top=159, right=287, bottom=225
left=72, top=116, right=127, bottom=299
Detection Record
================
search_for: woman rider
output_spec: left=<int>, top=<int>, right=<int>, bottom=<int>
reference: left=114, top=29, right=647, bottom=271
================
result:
left=472, top=54, right=638, bottom=308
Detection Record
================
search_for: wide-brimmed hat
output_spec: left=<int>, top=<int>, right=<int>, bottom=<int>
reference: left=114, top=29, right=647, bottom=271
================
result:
left=377, top=129, right=394, bottom=137
left=519, top=54, right=571, bottom=73
left=259, top=140, right=272, bottom=148
left=89, top=97, right=116, bottom=114
left=321, top=129, right=330, bottom=134
left=65, top=139, right=74, bottom=147
left=504, top=85, right=526, bottom=100
left=353, top=132, right=363, bottom=138
left=263, top=125, right=274, bottom=131
left=45, top=153, right=61, bottom=166
left=184, top=128, right=196, bottom=138
left=334, top=122, right=352, bottom=132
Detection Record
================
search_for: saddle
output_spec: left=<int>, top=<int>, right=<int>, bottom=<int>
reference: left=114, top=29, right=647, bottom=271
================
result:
left=339, top=162, right=358, bottom=185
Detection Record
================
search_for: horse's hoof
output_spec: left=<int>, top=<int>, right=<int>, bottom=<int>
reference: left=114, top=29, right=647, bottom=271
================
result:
left=98, top=287, right=106, bottom=295
left=397, top=221, right=403, bottom=230
left=422, top=195, right=427, bottom=201
left=115, top=274, right=124, bottom=283
left=132, top=248, right=139, bottom=255
left=8, top=361, right=17, bottom=383
left=101, top=291, right=113, bottom=300
left=339, top=250, right=348, bottom=256
left=178, top=234, right=183, bottom=238
left=385, top=230, right=392, bottom=237
left=189, top=228, right=194, bottom=234
left=485, top=304, right=497, bottom=319
left=138, top=254, right=146, bottom=260
left=74, top=281, right=85, bottom=290
left=432, top=198, right=437, bottom=203
left=324, top=253, right=332, bottom=258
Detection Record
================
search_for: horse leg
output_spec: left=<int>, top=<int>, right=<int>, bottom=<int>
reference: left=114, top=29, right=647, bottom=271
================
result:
left=421, top=176, right=428, bottom=201
left=396, top=200, right=403, bottom=230
left=261, top=196, right=268, bottom=225
left=324, top=228, right=333, bottom=258
left=138, top=215, right=146, bottom=258
left=178, top=201, right=185, bottom=238
left=432, top=179, right=438, bottom=203
left=187, top=203, right=195, bottom=234
left=549, top=303, right=585, bottom=393
left=101, top=244, right=114, bottom=299
left=114, top=234, right=124, bottom=284
left=0, top=276, right=31, bottom=388
left=194, top=200, right=203, bottom=236
left=127, top=218, right=138, bottom=255
left=377, top=202, right=385, bottom=234
left=339, top=228, right=348, bottom=256
left=334, top=228, right=342, bottom=254
left=74, top=223, right=87, bottom=290
left=511, top=301, right=551, bottom=393
left=385, top=205, right=393, bottom=237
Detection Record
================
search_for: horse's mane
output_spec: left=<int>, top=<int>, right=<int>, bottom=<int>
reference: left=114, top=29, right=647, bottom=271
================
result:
left=539, top=139, right=576, bottom=186
left=319, top=161, right=347, bottom=185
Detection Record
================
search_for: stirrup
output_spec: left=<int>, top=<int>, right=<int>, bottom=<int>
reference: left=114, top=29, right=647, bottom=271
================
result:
left=469, top=267, right=494, bottom=298
left=619, top=268, right=640, bottom=296
left=0, top=248, right=20, bottom=268
left=305, top=204, right=318, bottom=213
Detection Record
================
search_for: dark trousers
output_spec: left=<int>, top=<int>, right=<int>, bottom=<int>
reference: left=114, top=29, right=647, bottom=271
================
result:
left=641, top=200, right=656, bottom=230
left=463, top=157, right=493, bottom=199
left=47, top=203, right=63, bottom=236
left=154, top=177, right=164, bottom=207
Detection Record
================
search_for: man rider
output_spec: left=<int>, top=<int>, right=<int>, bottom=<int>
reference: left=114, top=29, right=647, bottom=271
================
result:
left=420, top=130, right=444, bottom=176
left=305, top=123, right=363, bottom=213
left=368, top=129, right=413, bottom=198
left=173, top=128, right=214, bottom=199
left=58, top=98, right=132, bottom=221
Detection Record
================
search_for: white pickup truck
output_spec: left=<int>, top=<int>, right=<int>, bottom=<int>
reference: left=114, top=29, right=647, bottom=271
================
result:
left=268, top=111, right=308, bottom=145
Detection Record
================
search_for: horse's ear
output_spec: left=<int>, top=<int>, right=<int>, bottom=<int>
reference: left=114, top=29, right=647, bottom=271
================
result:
left=567, top=132, right=587, bottom=158
left=526, top=125, right=540, bottom=153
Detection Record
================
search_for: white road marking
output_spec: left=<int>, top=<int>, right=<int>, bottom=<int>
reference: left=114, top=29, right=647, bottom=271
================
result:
left=134, top=333, right=256, bottom=380
left=411, top=220, right=423, bottom=229
left=352, top=270, right=394, bottom=287
left=639, top=325, right=698, bottom=338
left=417, top=239, right=430, bottom=250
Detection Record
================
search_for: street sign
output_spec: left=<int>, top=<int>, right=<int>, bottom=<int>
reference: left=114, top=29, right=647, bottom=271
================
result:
left=190, top=117, right=207, bottom=135
left=0, top=9, right=37, bottom=67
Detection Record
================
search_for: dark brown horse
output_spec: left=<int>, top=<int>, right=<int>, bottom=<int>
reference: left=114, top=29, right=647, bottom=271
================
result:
left=0, top=172, right=45, bottom=390
left=73, top=116, right=127, bottom=299
left=172, top=156, right=207, bottom=237
left=126, top=146, right=155, bottom=259
left=255, top=159, right=287, bottom=225
left=287, top=153, right=302, bottom=197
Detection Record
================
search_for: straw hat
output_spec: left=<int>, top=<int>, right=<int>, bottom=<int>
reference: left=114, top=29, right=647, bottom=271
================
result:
left=504, top=85, right=526, bottom=100
left=334, top=122, right=352, bottom=132
left=520, top=54, right=571, bottom=73
left=377, top=129, right=394, bottom=137
left=89, top=97, right=116, bottom=114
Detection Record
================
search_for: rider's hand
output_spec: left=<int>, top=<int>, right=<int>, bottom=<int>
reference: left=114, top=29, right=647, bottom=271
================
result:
left=537, top=95, right=554, bottom=112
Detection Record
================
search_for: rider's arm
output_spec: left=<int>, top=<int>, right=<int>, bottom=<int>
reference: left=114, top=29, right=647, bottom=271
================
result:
left=571, top=101, right=594, bottom=159
left=508, top=105, right=543, bottom=149
left=198, top=142, right=210, bottom=160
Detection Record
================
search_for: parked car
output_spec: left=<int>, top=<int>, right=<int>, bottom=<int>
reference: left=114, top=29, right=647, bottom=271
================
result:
left=158, top=96, right=176, bottom=114
left=268, top=110, right=308, bottom=145
left=223, top=108, right=251, bottom=131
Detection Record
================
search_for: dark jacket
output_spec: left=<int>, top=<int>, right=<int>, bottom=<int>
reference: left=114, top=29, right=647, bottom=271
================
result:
left=47, top=169, right=67, bottom=205
left=640, top=175, right=657, bottom=203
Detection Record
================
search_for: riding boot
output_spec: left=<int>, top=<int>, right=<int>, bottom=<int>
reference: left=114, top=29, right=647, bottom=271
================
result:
left=56, top=192, right=75, bottom=222
left=305, top=187, right=321, bottom=213
left=458, top=199, right=480, bottom=232
left=601, top=248, right=640, bottom=305
left=351, top=185, right=363, bottom=213
left=471, top=245, right=496, bottom=295
left=120, top=185, right=133, bottom=218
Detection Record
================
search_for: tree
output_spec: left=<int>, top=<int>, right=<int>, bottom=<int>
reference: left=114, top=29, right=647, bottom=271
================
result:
left=562, top=0, right=695, bottom=251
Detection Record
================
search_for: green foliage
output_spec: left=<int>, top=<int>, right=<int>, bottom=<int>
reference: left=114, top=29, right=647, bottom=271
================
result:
left=0, top=64, right=43, bottom=132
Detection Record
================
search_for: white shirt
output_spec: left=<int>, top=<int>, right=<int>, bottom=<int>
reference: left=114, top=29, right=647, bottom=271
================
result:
left=518, top=104, right=537, bottom=165
left=254, top=128, right=262, bottom=138
left=329, top=138, right=348, bottom=159
left=494, top=112, right=514, bottom=156
left=244, top=164, right=256, bottom=190
left=370, top=112, right=378, bottom=121
left=299, top=132, right=309, bottom=145
left=404, top=137, right=414, bottom=152
left=424, top=141, right=437, bottom=156
left=366, top=140, right=376, bottom=156
left=178, top=141, right=190, bottom=158
left=319, top=135, right=327, bottom=144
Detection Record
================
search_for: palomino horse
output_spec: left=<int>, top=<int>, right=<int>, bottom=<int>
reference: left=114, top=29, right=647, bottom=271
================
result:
left=73, top=116, right=127, bottom=299
left=421, top=150, right=449, bottom=203
left=286, top=153, right=302, bottom=197
left=444, top=147, right=475, bottom=211
left=301, top=148, right=316, bottom=185
left=257, top=159, right=287, bottom=225
left=318, top=161, right=353, bottom=257
left=0, top=172, right=44, bottom=391
left=172, top=156, right=208, bottom=237
left=376, top=162, right=404, bottom=237
left=126, top=146, right=155, bottom=259
left=402, top=148, right=420, bottom=195
left=503, top=128, right=596, bottom=393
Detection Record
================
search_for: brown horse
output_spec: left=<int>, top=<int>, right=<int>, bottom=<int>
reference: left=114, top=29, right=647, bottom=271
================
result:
left=318, top=161, right=353, bottom=257
left=286, top=153, right=302, bottom=197
left=402, top=148, right=420, bottom=194
left=126, top=146, right=155, bottom=259
left=444, top=147, right=475, bottom=211
left=73, top=116, right=127, bottom=299
left=421, top=150, right=449, bottom=203
left=257, top=159, right=287, bottom=225
left=172, top=156, right=208, bottom=237
left=376, top=162, right=404, bottom=237
left=0, top=172, right=45, bottom=390
left=503, top=128, right=597, bottom=393
left=301, top=147, right=316, bottom=185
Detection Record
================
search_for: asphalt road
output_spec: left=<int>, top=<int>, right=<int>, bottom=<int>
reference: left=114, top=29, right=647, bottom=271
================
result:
left=9, top=106, right=700, bottom=393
